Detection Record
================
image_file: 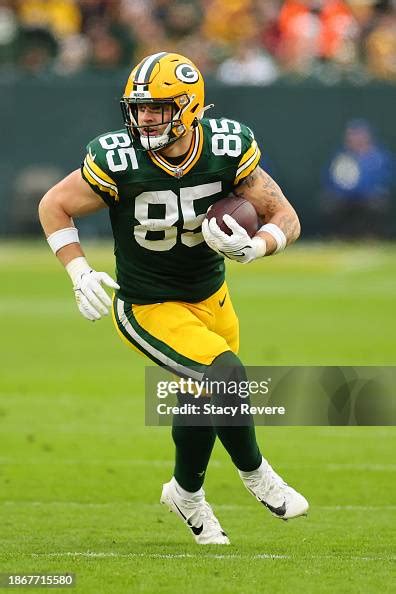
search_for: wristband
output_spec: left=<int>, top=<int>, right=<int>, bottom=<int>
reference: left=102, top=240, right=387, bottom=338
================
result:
left=65, top=257, right=92, bottom=285
left=258, top=223, right=287, bottom=254
left=47, top=227, right=79, bottom=254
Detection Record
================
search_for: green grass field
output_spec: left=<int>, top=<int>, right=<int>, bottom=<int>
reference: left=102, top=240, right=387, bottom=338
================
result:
left=0, top=241, right=395, bottom=593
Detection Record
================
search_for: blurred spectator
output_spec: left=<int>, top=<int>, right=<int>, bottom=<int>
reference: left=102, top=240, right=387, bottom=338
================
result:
left=155, top=0, right=202, bottom=41
left=119, top=0, right=167, bottom=59
left=84, top=19, right=135, bottom=70
left=216, top=41, right=279, bottom=85
left=17, top=0, right=82, bottom=39
left=79, top=0, right=117, bottom=32
left=0, top=1, right=20, bottom=66
left=0, top=0, right=395, bottom=81
left=17, top=26, right=58, bottom=73
left=320, top=119, right=395, bottom=238
left=257, top=1, right=283, bottom=57
left=53, top=33, right=90, bottom=75
left=365, top=10, right=396, bottom=81
left=276, top=0, right=359, bottom=76
left=202, top=0, right=258, bottom=45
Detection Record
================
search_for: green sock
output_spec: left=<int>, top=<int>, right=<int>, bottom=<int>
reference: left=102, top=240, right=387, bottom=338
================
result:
left=172, top=424, right=216, bottom=492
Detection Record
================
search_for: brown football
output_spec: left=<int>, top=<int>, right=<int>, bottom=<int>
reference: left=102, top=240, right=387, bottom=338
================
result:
left=206, top=194, right=259, bottom=238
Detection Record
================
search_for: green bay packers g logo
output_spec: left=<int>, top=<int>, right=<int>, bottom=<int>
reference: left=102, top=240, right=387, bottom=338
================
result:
left=175, top=63, right=199, bottom=84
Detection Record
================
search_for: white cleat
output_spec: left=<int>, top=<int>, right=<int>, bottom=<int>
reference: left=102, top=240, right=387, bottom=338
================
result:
left=160, top=478, right=230, bottom=545
left=239, top=457, right=309, bottom=520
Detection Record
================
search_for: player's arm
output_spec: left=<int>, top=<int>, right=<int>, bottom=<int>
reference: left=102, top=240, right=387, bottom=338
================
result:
left=39, top=168, right=106, bottom=263
left=202, top=165, right=300, bottom=263
left=38, top=169, right=119, bottom=321
left=233, top=165, right=300, bottom=255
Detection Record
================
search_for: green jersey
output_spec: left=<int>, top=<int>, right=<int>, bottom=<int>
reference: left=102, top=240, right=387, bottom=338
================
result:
left=81, top=117, right=261, bottom=304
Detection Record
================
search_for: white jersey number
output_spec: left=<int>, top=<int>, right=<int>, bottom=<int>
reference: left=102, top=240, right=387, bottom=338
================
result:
left=210, top=119, right=242, bottom=157
left=98, top=132, right=138, bottom=173
left=134, top=182, right=222, bottom=251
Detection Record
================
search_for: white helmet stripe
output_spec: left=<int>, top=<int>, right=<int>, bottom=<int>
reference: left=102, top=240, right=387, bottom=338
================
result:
left=135, top=52, right=167, bottom=85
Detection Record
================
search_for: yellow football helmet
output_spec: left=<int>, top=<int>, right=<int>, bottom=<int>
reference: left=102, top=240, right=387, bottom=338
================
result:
left=120, top=52, right=205, bottom=151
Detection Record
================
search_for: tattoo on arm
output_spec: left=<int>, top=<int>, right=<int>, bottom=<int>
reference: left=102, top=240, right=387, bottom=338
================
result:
left=234, top=166, right=300, bottom=243
left=234, top=166, right=262, bottom=193
left=275, top=213, right=300, bottom=243
left=235, top=167, right=287, bottom=213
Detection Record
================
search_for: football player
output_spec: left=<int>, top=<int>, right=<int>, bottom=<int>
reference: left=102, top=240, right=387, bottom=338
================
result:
left=39, top=52, right=308, bottom=545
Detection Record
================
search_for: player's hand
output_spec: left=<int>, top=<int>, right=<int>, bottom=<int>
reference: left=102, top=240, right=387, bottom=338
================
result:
left=65, top=257, right=120, bottom=321
left=202, top=214, right=266, bottom=263
left=73, top=269, right=120, bottom=321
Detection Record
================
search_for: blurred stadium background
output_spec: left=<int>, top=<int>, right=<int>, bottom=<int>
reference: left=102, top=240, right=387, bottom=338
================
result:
left=1, top=0, right=395, bottom=237
left=1, top=2, right=395, bottom=593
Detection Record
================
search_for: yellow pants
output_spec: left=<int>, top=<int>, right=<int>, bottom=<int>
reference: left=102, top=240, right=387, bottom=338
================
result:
left=112, top=282, right=239, bottom=376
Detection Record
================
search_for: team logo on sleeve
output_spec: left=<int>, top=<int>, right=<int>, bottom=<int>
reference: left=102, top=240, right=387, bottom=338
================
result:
left=175, top=64, right=199, bottom=83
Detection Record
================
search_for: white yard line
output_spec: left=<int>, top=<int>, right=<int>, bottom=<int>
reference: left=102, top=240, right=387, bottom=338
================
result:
left=2, top=501, right=396, bottom=512
left=30, top=552, right=289, bottom=560
left=27, top=551, right=395, bottom=562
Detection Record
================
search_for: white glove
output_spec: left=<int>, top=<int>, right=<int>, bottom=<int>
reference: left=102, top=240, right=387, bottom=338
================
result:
left=201, top=214, right=266, bottom=263
left=66, top=257, right=120, bottom=321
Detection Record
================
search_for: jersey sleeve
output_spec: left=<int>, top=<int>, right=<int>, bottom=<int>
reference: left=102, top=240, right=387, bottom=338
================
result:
left=233, top=124, right=261, bottom=185
left=81, top=136, right=120, bottom=207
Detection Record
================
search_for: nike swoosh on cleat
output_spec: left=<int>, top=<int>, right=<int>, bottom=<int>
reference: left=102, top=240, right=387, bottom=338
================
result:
left=190, top=524, right=204, bottom=535
left=172, top=498, right=204, bottom=535
left=219, top=294, right=227, bottom=307
left=262, top=500, right=287, bottom=517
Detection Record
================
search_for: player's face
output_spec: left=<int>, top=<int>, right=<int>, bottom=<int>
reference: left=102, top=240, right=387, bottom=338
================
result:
left=136, top=103, right=174, bottom=138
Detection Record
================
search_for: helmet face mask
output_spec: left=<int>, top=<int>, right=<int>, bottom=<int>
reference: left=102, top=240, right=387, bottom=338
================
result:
left=120, top=52, right=204, bottom=152
left=121, top=96, right=189, bottom=152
